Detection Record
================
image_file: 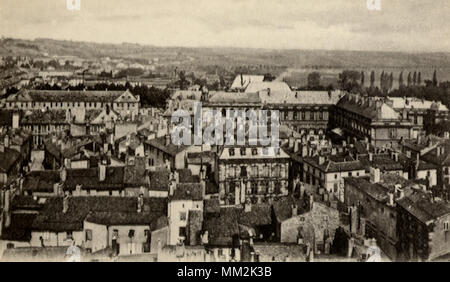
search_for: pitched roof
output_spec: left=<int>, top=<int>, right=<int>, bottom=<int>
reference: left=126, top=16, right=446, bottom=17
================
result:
left=171, top=183, right=203, bottom=201
left=245, top=81, right=291, bottom=94
left=397, top=190, right=450, bottom=224
left=31, top=196, right=167, bottom=232
left=203, top=207, right=240, bottom=246
left=0, top=146, right=21, bottom=173
left=7, top=89, right=131, bottom=103
left=336, top=95, right=400, bottom=121
left=230, top=75, right=264, bottom=90
left=145, top=136, right=190, bottom=157
left=148, top=170, right=170, bottom=191
left=302, top=154, right=364, bottom=173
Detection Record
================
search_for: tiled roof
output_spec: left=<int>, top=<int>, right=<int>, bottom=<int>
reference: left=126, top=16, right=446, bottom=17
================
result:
left=8, top=89, right=129, bottom=103
left=303, top=154, right=364, bottom=173
left=397, top=190, right=450, bottom=224
left=203, top=207, right=240, bottom=246
left=85, top=210, right=163, bottom=226
left=0, top=110, right=12, bottom=126
left=358, top=154, right=404, bottom=171
left=0, top=146, right=21, bottom=173
left=238, top=204, right=272, bottom=227
left=230, top=75, right=264, bottom=90
left=145, top=136, right=190, bottom=157
left=31, top=196, right=167, bottom=232
left=21, top=110, right=67, bottom=124
left=171, top=183, right=203, bottom=201
left=336, top=95, right=400, bottom=120
left=149, top=170, right=170, bottom=191
left=207, top=91, right=261, bottom=104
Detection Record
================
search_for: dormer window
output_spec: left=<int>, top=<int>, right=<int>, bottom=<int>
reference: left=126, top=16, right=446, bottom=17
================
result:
left=252, top=148, right=258, bottom=155
left=229, top=148, right=235, bottom=156
left=240, top=148, right=246, bottom=156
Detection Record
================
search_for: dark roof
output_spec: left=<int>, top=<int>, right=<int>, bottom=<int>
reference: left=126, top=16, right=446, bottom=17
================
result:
left=11, top=195, right=41, bottom=210
left=177, top=168, right=200, bottom=183
left=0, top=110, right=12, bottom=126
left=0, top=213, right=36, bottom=242
left=171, top=183, right=203, bottom=201
left=272, top=196, right=306, bottom=222
left=124, top=157, right=148, bottom=186
left=238, top=204, right=272, bottom=227
left=358, top=154, right=404, bottom=171
left=148, top=170, right=170, bottom=191
left=23, top=170, right=60, bottom=192
left=397, top=190, right=450, bottom=224
left=303, top=155, right=364, bottom=173
left=21, top=110, right=67, bottom=124
left=0, top=146, right=21, bottom=173
left=203, top=207, right=240, bottom=246
left=85, top=211, right=163, bottom=226
left=64, top=167, right=124, bottom=191
left=31, top=196, right=167, bottom=232
left=145, top=136, right=190, bottom=157
left=9, top=89, right=128, bottom=103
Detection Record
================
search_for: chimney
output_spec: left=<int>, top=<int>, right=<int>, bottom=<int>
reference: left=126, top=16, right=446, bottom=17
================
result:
left=368, top=153, right=373, bottom=162
left=12, top=111, right=20, bottom=129
left=4, top=190, right=11, bottom=228
left=169, top=180, right=176, bottom=196
left=165, top=134, right=171, bottom=146
left=99, top=164, right=106, bottom=182
left=319, top=156, right=325, bottom=165
left=137, top=194, right=144, bottom=213
left=308, top=194, right=314, bottom=211
left=388, top=192, right=394, bottom=206
left=60, top=166, right=67, bottom=182
left=63, top=194, right=70, bottom=214
left=4, top=135, right=9, bottom=148
left=240, top=74, right=244, bottom=87
left=244, top=201, right=252, bottom=212
left=370, top=167, right=381, bottom=183
left=75, top=184, right=82, bottom=196
left=267, top=88, right=271, bottom=96
left=292, top=204, right=298, bottom=217
left=0, top=144, right=4, bottom=153
left=294, top=140, right=300, bottom=152
left=331, top=147, right=337, bottom=155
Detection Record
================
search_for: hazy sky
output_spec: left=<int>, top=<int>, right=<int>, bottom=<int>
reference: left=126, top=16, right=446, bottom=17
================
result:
left=0, top=0, right=449, bottom=52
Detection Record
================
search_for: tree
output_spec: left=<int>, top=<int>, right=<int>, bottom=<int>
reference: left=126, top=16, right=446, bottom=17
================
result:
left=338, top=70, right=361, bottom=93
left=407, top=72, right=412, bottom=86
left=307, top=72, right=321, bottom=89
left=389, top=72, right=394, bottom=90
left=433, top=70, right=438, bottom=86
left=370, top=71, right=375, bottom=88
left=380, top=71, right=385, bottom=90
left=361, top=71, right=365, bottom=87
left=413, top=71, right=417, bottom=85
left=399, top=71, right=404, bottom=88
left=418, top=72, right=422, bottom=85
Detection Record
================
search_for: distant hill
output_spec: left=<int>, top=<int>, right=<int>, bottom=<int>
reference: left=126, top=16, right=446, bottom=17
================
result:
left=1, top=37, right=450, bottom=69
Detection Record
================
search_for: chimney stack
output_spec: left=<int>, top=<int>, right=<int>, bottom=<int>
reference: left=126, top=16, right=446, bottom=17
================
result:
left=165, top=134, right=171, bottom=146
left=12, top=111, right=20, bottom=129
left=99, top=164, right=106, bottom=182
left=63, top=194, right=70, bottom=214
left=319, top=156, right=325, bottom=165
left=292, top=204, right=298, bottom=217
left=137, top=194, right=144, bottom=213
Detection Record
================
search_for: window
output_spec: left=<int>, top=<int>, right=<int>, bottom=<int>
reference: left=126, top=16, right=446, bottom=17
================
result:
left=66, top=231, right=73, bottom=240
left=444, top=222, right=449, bottom=231
left=252, top=148, right=258, bottom=155
left=128, top=229, right=135, bottom=238
left=85, top=229, right=92, bottom=241
left=144, top=230, right=150, bottom=237
left=179, top=227, right=186, bottom=237
left=301, top=112, right=305, bottom=120
left=241, top=166, right=247, bottom=177
left=240, top=148, right=246, bottom=156
left=180, top=212, right=187, bottom=221
left=229, top=148, right=235, bottom=156
left=218, top=249, right=223, bottom=256
left=319, top=111, right=323, bottom=120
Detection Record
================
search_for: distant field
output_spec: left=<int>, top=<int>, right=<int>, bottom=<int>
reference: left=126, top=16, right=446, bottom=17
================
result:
left=283, top=67, right=450, bottom=88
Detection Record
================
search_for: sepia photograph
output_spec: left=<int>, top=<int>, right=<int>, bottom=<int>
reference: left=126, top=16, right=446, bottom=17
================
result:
left=0, top=0, right=450, bottom=268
